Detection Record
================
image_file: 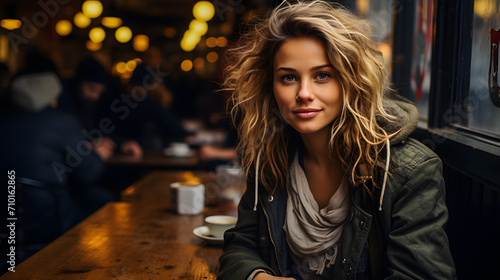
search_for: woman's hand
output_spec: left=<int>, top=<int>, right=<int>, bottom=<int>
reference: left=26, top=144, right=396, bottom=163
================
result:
left=254, top=272, right=295, bottom=280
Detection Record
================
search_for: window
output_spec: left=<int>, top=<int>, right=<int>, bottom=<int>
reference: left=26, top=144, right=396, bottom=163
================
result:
left=456, top=0, right=500, bottom=137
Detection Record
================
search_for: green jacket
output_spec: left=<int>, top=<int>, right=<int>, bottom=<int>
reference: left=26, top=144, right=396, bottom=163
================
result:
left=219, top=99, right=456, bottom=279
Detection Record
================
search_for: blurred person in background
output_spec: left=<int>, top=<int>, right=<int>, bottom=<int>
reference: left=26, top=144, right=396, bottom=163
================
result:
left=117, top=63, right=187, bottom=152
left=198, top=116, right=239, bottom=170
left=58, top=57, right=143, bottom=159
left=0, top=59, right=115, bottom=258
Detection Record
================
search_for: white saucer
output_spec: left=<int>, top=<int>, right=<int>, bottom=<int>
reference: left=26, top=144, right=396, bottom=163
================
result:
left=163, top=147, right=195, bottom=158
left=193, top=226, right=224, bottom=246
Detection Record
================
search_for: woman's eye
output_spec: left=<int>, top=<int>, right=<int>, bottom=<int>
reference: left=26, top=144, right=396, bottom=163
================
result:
left=282, top=75, right=295, bottom=83
left=316, top=73, right=330, bottom=80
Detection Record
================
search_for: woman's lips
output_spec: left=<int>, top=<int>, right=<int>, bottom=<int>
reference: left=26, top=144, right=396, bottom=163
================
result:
left=292, top=108, right=322, bottom=119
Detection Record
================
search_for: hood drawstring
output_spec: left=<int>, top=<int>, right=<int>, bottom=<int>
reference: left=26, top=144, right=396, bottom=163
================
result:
left=253, top=149, right=263, bottom=211
left=379, top=138, right=391, bottom=211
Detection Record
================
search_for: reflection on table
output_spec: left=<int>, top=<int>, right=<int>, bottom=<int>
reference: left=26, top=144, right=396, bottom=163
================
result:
left=0, top=171, right=237, bottom=280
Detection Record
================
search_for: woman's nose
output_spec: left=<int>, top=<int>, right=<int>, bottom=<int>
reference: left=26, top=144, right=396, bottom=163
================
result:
left=296, top=80, right=315, bottom=102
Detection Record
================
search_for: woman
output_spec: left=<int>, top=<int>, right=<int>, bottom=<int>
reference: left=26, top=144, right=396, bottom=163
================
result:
left=218, top=1, right=456, bottom=280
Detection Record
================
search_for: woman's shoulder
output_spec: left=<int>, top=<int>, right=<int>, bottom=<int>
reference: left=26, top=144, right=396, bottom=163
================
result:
left=388, top=137, right=442, bottom=184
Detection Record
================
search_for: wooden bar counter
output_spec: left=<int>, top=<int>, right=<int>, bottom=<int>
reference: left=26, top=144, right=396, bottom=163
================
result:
left=1, top=171, right=238, bottom=280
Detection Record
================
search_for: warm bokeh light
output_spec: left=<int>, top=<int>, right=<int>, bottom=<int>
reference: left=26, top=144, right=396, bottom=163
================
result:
left=356, top=0, right=370, bottom=16
left=474, top=0, right=497, bottom=18
left=181, top=59, right=193, bottom=71
left=55, top=20, right=72, bottom=36
left=126, top=60, right=137, bottom=72
left=194, top=57, right=205, bottom=69
left=216, top=36, right=227, bottom=47
left=207, top=51, right=218, bottom=63
left=193, top=1, right=215, bottom=21
left=0, top=19, right=21, bottom=30
left=0, top=35, right=9, bottom=61
left=180, top=39, right=197, bottom=52
left=206, top=37, right=217, bottom=48
left=181, top=30, right=201, bottom=52
left=115, top=26, right=132, bottom=43
left=378, top=42, right=392, bottom=59
left=189, top=19, right=208, bottom=36
left=133, top=34, right=149, bottom=52
left=101, top=17, right=122, bottom=28
left=74, top=12, right=91, bottom=28
left=115, top=62, right=127, bottom=74
left=164, top=27, right=176, bottom=38
left=82, top=0, right=103, bottom=19
left=89, top=27, right=106, bottom=43
left=86, top=40, right=102, bottom=51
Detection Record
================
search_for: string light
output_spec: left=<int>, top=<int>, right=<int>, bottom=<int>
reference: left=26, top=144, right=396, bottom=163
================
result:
left=133, top=34, right=149, bottom=52
left=101, top=17, right=122, bottom=28
left=86, top=40, right=102, bottom=51
left=89, top=27, right=106, bottom=43
left=82, top=0, right=103, bottom=18
left=74, top=12, right=91, bottom=28
left=189, top=19, right=208, bottom=36
left=115, top=26, right=132, bottom=43
left=181, top=59, right=193, bottom=71
left=55, top=20, right=72, bottom=36
left=216, top=36, right=227, bottom=47
left=181, top=30, right=201, bottom=52
left=0, top=19, right=21, bottom=30
left=207, top=51, right=218, bottom=63
left=206, top=37, right=217, bottom=48
left=193, top=1, right=215, bottom=21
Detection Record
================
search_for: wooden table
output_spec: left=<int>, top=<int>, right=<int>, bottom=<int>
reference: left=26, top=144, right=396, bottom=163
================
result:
left=1, top=171, right=237, bottom=280
left=120, top=171, right=217, bottom=205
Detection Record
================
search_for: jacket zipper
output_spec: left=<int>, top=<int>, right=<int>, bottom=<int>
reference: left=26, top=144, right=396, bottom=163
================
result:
left=260, top=195, right=284, bottom=276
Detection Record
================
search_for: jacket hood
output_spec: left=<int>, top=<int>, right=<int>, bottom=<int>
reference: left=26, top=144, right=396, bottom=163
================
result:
left=378, top=95, right=420, bottom=145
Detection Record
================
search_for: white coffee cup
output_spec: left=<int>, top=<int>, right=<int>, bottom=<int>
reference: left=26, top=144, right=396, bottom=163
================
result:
left=170, top=182, right=205, bottom=215
left=205, top=215, right=237, bottom=238
left=170, top=142, right=190, bottom=157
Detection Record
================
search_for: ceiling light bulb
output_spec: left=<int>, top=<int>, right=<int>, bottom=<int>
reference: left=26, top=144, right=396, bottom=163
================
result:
left=55, top=19, right=72, bottom=36
left=89, top=27, right=106, bottom=43
left=74, top=12, right=91, bottom=28
left=193, top=1, right=215, bottom=21
left=82, top=0, right=103, bottom=19
left=115, top=26, right=132, bottom=43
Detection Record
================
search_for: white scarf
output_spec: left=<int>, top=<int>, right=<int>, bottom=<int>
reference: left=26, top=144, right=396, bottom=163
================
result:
left=284, top=153, right=350, bottom=277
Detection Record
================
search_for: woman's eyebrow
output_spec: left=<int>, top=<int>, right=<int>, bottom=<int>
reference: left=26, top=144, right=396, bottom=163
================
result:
left=275, top=67, right=296, bottom=72
left=311, top=64, right=333, bottom=71
left=275, top=64, right=333, bottom=72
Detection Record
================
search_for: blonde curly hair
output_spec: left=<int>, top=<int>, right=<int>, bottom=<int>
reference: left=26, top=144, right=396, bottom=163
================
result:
left=225, top=0, right=396, bottom=193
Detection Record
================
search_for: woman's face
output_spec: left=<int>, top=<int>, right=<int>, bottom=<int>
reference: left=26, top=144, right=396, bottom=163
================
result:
left=80, top=81, right=106, bottom=102
left=273, top=37, right=343, bottom=137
